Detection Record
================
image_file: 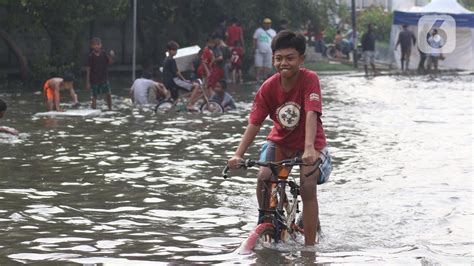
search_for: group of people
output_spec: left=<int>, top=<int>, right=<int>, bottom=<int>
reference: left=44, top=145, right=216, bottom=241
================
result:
left=127, top=18, right=244, bottom=112
left=2, top=26, right=334, bottom=251
left=161, top=39, right=236, bottom=112
left=42, top=35, right=238, bottom=114
left=395, top=24, right=445, bottom=74
left=43, top=37, right=115, bottom=112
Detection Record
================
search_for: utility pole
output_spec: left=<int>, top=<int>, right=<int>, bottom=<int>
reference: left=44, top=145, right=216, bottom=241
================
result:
left=132, top=0, right=137, bottom=81
left=351, top=0, right=358, bottom=68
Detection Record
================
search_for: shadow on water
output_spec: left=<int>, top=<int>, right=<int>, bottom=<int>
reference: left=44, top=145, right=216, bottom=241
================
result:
left=0, top=74, right=472, bottom=264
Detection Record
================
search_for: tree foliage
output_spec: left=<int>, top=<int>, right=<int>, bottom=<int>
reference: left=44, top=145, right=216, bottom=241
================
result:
left=1, top=0, right=128, bottom=82
left=0, top=0, right=357, bottom=83
left=459, top=0, right=474, bottom=11
left=357, top=6, right=393, bottom=42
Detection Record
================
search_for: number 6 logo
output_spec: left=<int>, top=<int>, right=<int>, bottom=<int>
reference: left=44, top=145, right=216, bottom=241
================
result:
left=418, top=15, right=456, bottom=54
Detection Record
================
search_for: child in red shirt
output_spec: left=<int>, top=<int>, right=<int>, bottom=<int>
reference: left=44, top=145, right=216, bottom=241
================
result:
left=226, top=17, right=244, bottom=48
left=227, top=30, right=332, bottom=248
left=231, top=40, right=244, bottom=84
left=197, top=37, right=214, bottom=80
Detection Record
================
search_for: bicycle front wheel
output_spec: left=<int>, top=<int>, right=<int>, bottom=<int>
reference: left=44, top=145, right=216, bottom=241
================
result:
left=155, top=100, right=174, bottom=113
left=238, top=222, right=276, bottom=254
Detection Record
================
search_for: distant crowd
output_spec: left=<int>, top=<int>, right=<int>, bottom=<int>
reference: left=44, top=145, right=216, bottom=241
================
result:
left=37, top=17, right=287, bottom=114
left=0, top=16, right=445, bottom=133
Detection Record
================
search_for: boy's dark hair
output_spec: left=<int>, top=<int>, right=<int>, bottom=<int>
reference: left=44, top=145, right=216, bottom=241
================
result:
left=271, top=30, right=306, bottom=55
left=0, top=99, right=6, bottom=112
left=63, top=72, right=75, bottom=82
left=211, top=32, right=222, bottom=41
left=166, top=41, right=179, bottom=51
left=218, top=80, right=227, bottom=90
left=142, top=71, right=152, bottom=79
left=91, top=37, right=102, bottom=44
left=205, top=34, right=214, bottom=44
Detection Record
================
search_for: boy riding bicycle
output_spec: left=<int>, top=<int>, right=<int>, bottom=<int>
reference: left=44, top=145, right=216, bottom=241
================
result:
left=162, top=41, right=201, bottom=111
left=227, top=30, right=332, bottom=247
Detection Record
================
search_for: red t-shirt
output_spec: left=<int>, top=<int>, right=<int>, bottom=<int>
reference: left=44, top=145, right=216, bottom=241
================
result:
left=249, top=68, right=327, bottom=151
left=226, top=25, right=243, bottom=46
left=197, top=47, right=213, bottom=78
left=231, top=47, right=243, bottom=68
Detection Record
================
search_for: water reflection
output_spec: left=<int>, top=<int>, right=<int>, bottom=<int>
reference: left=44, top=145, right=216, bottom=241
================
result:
left=0, top=74, right=472, bottom=264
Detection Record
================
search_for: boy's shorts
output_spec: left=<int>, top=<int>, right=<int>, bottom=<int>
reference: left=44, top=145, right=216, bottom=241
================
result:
left=363, top=51, right=376, bottom=65
left=259, top=141, right=332, bottom=185
left=91, top=82, right=111, bottom=97
left=172, top=77, right=194, bottom=92
left=43, top=82, right=55, bottom=102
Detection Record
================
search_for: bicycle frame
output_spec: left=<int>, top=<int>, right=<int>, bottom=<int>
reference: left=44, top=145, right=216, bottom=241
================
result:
left=223, top=158, right=307, bottom=246
left=260, top=163, right=302, bottom=242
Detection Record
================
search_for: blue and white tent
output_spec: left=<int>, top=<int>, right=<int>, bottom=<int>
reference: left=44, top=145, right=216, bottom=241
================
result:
left=390, top=0, right=474, bottom=70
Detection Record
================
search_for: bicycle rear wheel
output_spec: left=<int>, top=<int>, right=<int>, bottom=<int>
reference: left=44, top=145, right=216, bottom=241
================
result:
left=200, top=101, right=224, bottom=114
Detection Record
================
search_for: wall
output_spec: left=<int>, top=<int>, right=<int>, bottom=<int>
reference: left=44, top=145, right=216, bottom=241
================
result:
left=0, top=8, right=139, bottom=71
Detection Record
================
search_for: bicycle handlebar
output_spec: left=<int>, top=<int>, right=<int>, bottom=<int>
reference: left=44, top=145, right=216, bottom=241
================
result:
left=222, top=158, right=306, bottom=179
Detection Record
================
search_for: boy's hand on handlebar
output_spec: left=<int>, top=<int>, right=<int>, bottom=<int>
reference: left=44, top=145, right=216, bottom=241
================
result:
left=301, top=148, right=320, bottom=165
left=227, top=156, right=244, bottom=169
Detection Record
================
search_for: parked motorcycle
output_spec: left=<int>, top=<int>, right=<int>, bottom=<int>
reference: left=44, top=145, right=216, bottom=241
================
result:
left=326, top=39, right=362, bottom=61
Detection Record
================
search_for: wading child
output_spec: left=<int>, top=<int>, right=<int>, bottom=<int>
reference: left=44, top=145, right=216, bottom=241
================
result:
left=209, top=80, right=236, bottom=111
left=226, top=30, right=332, bottom=247
left=0, top=99, right=19, bottom=136
left=197, top=37, right=215, bottom=82
left=231, top=40, right=244, bottom=84
left=130, top=72, right=169, bottom=105
left=85, top=37, right=114, bottom=111
left=43, top=74, right=78, bottom=112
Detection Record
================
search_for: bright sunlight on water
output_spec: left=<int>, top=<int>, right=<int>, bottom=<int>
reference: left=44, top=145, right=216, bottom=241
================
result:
left=0, top=73, right=472, bottom=265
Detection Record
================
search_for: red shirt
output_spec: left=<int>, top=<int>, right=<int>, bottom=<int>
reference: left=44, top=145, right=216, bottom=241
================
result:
left=231, top=46, right=243, bottom=57
left=231, top=47, right=244, bottom=66
left=249, top=68, right=327, bottom=151
left=226, top=24, right=243, bottom=46
left=197, top=47, right=213, bottom=78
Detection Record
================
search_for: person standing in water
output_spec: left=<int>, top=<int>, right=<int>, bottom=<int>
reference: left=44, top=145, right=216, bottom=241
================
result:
left=85, top=37, right=114, bottom=111
left=395, top=24, right=416, bottom=70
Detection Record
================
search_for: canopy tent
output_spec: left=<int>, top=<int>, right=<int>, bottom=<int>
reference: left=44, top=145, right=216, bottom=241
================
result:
left=390, top=0, right=474, bottom=70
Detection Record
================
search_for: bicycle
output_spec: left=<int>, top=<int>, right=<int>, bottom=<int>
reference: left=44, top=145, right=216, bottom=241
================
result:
left=222, top=157, right=322, bottom=253
left=155, top=79, right=223, bottom=114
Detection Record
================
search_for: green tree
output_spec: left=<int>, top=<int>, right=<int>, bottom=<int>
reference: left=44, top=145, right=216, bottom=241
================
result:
left=459, top=0, right=474, bottom=11
left=0, top=0, right=128, bottom=83
left=357, top=6, right=393, bottom=42
left=21, top=0, right=128, bottom=79
left=1, top=0, right=343, bottom=82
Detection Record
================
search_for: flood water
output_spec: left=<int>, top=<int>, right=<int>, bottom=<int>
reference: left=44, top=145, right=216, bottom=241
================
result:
left=0, top=73, right=472, bottom=265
